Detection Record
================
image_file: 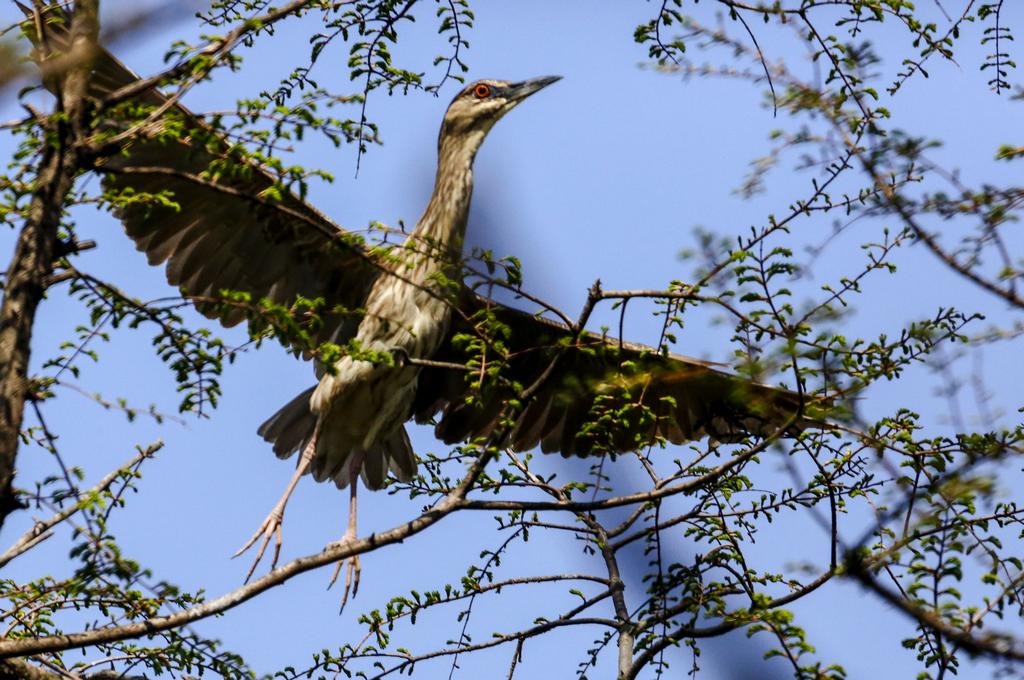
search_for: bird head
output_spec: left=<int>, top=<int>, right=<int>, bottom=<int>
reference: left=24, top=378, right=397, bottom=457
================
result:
left=438, top=76, right=561, bottom=154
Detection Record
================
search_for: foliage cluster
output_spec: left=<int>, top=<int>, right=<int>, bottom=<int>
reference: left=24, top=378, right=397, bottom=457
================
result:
left=0, top=1, right=1021, bottom=679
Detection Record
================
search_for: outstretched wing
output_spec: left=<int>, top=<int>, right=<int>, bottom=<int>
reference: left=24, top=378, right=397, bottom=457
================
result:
left=414, top=295, right=830, bottom=456
left=31, top=6, right=379, bottom=346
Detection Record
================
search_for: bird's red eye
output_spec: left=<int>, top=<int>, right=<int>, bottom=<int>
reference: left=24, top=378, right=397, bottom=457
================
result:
left=472, top=83, right=491, bottom=99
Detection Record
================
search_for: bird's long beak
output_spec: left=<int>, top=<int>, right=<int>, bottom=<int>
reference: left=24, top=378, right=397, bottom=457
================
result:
left=506, top=75, right=562, bottom=102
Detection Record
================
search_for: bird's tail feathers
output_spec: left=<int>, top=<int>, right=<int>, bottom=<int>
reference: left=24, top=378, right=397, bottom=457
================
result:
left=258, top=387, right=317, bottom=461
left=322, top=426, right=417, bottom=491
left=260, top=388, right=417, bottom=490
left=382, top=426, right=417, bottom=485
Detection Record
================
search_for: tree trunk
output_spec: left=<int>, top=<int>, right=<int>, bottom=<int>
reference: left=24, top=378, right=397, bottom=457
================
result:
left=0, top=0, right=98, bottom=529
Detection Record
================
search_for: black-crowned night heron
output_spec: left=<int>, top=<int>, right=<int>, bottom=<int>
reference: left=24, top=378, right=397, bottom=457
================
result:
left=32, top=10, right=827, bottom=604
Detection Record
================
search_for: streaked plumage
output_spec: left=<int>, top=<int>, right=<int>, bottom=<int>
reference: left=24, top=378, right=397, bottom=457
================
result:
left=27, top=6, right=829, bottom=585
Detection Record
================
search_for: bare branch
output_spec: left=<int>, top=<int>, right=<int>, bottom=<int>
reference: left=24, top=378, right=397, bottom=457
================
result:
left=0, top=447, right=490, bottom=659
left=99, top=0, right=329, bottom=108
left=847, top=553, right=1024, bottom=662
left=0, top=441, right=162, bottom=568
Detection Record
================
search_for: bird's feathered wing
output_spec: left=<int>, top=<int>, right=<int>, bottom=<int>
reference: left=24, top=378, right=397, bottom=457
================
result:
left=30, top=6, right=379, bottom=347
left=414, top=294, right=830, bottom=456
left=28, top=6, right=828, bottom=463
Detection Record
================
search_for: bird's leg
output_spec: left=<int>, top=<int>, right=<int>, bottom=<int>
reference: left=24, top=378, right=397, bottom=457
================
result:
left=328, top=450, right=364, bottom=611
left=234, top=437, right=316, bottom=582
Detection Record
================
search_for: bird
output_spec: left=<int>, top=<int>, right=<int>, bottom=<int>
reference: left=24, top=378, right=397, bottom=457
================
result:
left=26, top=5, right=829, bottom=603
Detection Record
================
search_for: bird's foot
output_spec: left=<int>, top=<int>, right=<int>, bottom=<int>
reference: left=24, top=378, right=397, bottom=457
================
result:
left=233, top=502, right=286, bottom=583
left=327, top=532, right=361, bottom=612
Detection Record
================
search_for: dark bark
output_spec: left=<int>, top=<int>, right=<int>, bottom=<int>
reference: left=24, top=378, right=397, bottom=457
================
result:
left=0, top=658, right=57, bottom=680
left=0, top=658, right=148, bottom=680
left=0, top=1, right=98, bottom=529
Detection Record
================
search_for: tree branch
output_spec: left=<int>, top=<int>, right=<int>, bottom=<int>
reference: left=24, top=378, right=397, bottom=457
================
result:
left=0, top=447, right=489, bottom=659
left=846, top=552, right=1024, bottom=662
left=462, top=431, right=789, bottom=513
left=98, top=0, right=327, bottom=108
left=0, top=0, right=98, bottom=529
left=0, top=441, right=161, bottom=568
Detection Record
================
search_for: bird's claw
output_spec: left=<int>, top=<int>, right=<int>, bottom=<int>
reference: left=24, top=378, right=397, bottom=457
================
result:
left=233, top=506, right=284, bottom=583
left=326, top=530, right=361, bottom=611
left=328, top=554, right=361, bottom=611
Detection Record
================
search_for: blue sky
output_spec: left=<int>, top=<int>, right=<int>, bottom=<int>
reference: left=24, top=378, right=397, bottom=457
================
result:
left=2, top=1, right=1022, bottom=677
